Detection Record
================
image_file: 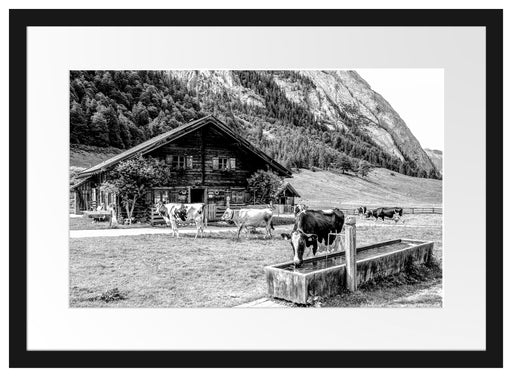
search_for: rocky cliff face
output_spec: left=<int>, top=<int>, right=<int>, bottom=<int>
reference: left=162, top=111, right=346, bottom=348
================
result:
left=168, top=70, right=437, bottom=174
left=425, top=149, right=443, bottom=174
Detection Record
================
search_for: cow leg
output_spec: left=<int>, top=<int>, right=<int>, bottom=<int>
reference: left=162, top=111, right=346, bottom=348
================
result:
left=172, top=219, right=179, bottom=238
left=199, top=222, right=204, bottom=238
left=237, top=224, right=243, bottom=239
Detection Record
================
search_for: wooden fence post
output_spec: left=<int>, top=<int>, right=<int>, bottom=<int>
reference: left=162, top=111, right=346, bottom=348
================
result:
left=345, top=216, right=357, bottom=292
left=72, top=191, right=77, bottom=215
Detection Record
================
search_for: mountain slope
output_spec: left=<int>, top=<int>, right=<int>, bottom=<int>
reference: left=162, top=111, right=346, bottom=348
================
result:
left=425, top=149, right=443, bottom=174
left=69, top=70, right=440, bottom=179
left=170, top=70, right=437, bottom=174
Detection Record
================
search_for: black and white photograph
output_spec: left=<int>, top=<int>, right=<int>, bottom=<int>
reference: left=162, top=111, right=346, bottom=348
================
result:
left=69, top=69, right=444, bottom=308
left=7, top=6, right=504, bottom=369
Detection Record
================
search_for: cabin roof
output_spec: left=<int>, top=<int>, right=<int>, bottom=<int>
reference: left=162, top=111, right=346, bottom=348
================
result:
left=276, top=182, right=301, bottom=197
left=76, top=115, right=292, bottom=179
left=70, top=178, right=89, bottom=190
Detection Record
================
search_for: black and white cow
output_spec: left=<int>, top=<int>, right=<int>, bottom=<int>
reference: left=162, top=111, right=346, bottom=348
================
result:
left=357, top=206, right=367, bottom=217
left=281, top=208, right=345, bottom=266
left=155, top=202, right=188, bottom=237
left=293, top=203, right=308, bottom=217
left=180, top=203, right=208, bottom=239
left=365, top=207, right=403, bottom=222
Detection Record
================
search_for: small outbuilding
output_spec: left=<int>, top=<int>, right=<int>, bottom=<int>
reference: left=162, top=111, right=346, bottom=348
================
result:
left=275, top=182, right=301, bottom=207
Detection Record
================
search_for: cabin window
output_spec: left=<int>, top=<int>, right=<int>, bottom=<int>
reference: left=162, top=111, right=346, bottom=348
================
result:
left=213, top=157, right=236, bottom=170
left=186, top=155, right=193, bottom=169
left=219, top=158, right=229, bottom=170
left=231, top=191, right=245, bottom=204
left=166, top=155, right=191, bottom=170
left=153, top=190, right=169, bottom=203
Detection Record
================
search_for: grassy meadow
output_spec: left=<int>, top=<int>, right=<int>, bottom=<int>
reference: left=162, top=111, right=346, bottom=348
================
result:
left=286, top=168, right=442, bottom=208
left=69, top=214, right=442, bottom=308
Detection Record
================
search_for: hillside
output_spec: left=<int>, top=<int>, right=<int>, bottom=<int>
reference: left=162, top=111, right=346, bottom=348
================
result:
left=70, top=70, right=441, bottom=179
left=286, top=168, right=442, bottom=208
left=424, top=148, right=443, bottom=174
left=70, top=144, right=123, bottom=169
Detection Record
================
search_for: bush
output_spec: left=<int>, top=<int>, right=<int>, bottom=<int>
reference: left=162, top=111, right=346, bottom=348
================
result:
left=99, top=288, right=126, bottom=302
left=247, top=170, right=283, bottom=204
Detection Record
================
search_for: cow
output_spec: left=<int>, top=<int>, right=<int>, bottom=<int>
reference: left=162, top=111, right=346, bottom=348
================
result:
left=294, top=203, right=308, bottom=217
left=155, top=202, right=188, bottom=238
left=180, top=203, right=208, bottom=239
left=220, top=207, right=274, bottom=239
left=281, top=208, right=345, bottom=266
left=365, top=207, right=403, bottom=222
left=357, top=206, right=367, bottom=217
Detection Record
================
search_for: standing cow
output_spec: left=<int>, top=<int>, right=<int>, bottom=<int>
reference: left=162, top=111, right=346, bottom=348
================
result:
left=155, top=202, right=188, bottom=238
left=281, top=208, right=345, bottom=266
left=365, top=207, right=403, bottom=222
left=180, top=203, right=207, bottom=239
left=221, top=207, right=274, bottom=239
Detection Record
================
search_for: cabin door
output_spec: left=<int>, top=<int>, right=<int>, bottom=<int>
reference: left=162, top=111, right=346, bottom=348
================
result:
left=190, top=188, right=205, bottom=203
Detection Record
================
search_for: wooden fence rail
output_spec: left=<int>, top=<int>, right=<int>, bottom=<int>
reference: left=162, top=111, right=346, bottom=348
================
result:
left=148, top=204, right=441, bottom=226
left=342, top=207, right=442, bottom=215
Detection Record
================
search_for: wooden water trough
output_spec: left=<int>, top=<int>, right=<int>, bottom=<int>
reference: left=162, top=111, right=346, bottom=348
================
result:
left=264, top=217, right=434, bottom=304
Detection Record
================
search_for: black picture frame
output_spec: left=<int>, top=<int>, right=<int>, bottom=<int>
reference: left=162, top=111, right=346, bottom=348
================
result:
left=9, top=8, right=503, bottom=368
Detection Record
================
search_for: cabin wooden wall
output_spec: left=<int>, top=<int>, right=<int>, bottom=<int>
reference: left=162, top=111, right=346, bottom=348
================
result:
left=72, top=122, right=288, bottom=218
left=147, top=124, right=269, bottom=188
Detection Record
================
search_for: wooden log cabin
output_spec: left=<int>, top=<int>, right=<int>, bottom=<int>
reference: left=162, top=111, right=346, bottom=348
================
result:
left=71, top=115, right=300, bottom=221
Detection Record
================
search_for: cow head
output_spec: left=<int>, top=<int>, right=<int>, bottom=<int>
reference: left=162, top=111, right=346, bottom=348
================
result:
left=155, top=201, right=167, bottom=217
left=294, top=204, right=308, bottom=217
left=281, top=230, right=318, bottom=266
left=155, top=201, right=171, bottom=226
left=220, top=208, right=235, bottom=223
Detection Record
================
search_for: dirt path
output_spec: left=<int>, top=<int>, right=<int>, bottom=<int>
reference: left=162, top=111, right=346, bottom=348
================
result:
left=69, top=225, right=292, bottom=239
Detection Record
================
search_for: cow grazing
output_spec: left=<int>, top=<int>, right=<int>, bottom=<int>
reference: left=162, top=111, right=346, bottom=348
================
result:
left=365, top=207, right=403, bottom=222
left=281, top=208, right=345, bottom=266
left=155, top=202, right=188, bottom=237
left=220, top=207, right=274, bottom=239
left=180, top=203, right=207, bottom=239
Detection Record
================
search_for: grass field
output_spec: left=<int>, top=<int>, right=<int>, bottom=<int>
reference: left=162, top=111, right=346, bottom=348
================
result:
left=70, top=144, right=123, bottom=169
left=69, top=214, right=442, bottom=308
left=286, top=168, right=442, bottom=208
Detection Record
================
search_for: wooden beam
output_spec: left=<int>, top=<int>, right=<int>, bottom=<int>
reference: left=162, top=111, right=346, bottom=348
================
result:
left=345, top=216, right=357, bottom=292
left=201, top=127, right=205, bottom=184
